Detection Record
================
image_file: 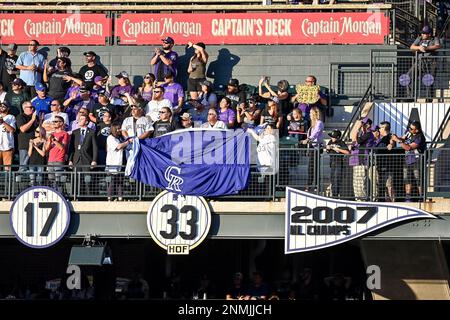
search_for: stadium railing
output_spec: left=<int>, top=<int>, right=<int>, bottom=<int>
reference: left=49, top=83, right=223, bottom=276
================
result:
left=2, top=147, right=449, bottom=201
left=370, top=49, right=450, bottom=102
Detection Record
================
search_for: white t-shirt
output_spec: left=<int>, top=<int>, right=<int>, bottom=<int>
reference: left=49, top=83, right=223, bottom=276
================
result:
left=0, top=114, right=16, bottom=151
left=256, top=132, right=277, bottom=174
left=121, top=116, right=154, bottom=138
left=201, top=120, right=227, bottom=129
left=43, top=112, right=69, bottom=128
left=106, top=135, right=124, bottom=172
left=0, top=92, right=6, bottom=103
left=145, top=99, right=172, bottom=122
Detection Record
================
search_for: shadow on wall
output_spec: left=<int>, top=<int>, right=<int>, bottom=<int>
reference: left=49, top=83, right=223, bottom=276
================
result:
left=206, top=48, right=240, bottom=91
left=176, top=46, right=195, bottom=90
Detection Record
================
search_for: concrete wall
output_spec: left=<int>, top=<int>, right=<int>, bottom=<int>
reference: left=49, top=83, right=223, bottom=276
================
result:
left=17, top=44, right=394, bottom=89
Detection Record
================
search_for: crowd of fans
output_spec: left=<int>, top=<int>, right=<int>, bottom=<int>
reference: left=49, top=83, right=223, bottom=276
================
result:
left=0, top=36, right=429, bottom=201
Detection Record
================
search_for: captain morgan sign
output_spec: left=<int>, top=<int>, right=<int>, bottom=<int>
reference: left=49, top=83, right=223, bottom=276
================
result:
left=116, top=12, right=389, bottom=45
left=286, top=187, right=436, bottom=254
left=0, top=14, right=111, bottom=44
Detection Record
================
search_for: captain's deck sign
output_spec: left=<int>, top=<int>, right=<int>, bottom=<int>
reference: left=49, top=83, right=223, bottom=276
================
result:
left=147, top=190, right=211, bottom=255
left=285, top=187, right=436, bottom=254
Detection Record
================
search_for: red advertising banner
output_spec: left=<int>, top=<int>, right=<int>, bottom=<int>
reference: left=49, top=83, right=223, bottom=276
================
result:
left=116, top=13, right=390, bottom=45
left=0, top=14, right=111, bottom=45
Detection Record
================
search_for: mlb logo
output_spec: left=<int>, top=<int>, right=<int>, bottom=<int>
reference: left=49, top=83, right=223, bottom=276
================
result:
left=33, top=191, right=47, bottom=199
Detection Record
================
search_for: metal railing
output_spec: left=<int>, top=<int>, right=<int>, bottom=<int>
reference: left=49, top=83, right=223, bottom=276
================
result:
left=371, top=49, right=450, bottom=102
left=341, top=84, right=372, bottom=141
left=386, top=0, right=420, bottom=18
left=328, top=62, right=371, bottom=106
left=0, top=165, right=276, bottom=201
left=391, top=7, right=421, bottom=47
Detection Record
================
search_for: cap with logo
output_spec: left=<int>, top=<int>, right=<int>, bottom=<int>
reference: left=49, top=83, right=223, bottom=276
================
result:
left=83, top=51, right=97, bottom=57
left=181, top=112, right=192, bottom=120
left=58, top=46, right=71, bottom=56
left=79, top=86, right=89, bottom=93
left=422, top=25, right=432, bottom=34
left=201, top=80, right=213, bottom=87
left=35, top=82, right=47, bottom=92
left=7, top=43, right=17, bottom=52
left=162, top=36, right=174, bottom=44
left=233, top=272, right=243, bottom=281
left=228, top=78, right=239, bottom=87
left=12, top=78, right=25, bottom=86
left=97, top=89, right=110, bottom=98
left=328, top=129, right=342, bottom=139
left=115, top=71, right=129, bottom=79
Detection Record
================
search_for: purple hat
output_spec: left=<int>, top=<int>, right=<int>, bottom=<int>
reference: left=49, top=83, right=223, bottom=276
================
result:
left=94, top=76, right=104, bottom=83
left=422, top=25, right=432, bottom=34
left=162, top=36, right=174, bottom=44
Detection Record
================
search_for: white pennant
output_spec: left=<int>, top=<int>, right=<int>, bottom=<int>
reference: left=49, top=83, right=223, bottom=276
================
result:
left=285, top=187, right=436, bottom=254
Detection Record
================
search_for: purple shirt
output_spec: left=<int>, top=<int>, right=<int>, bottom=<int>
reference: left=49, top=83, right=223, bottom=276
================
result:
left=307, top=120, right=324, bottom=147
left=110, top=84, right=135, bottom=99
left=65, top=98, right=95, bottom=122
left=162, top=82, right=184, bottom=108
left=153, top=50, right=178, bottom=82
left=218, top=108, right=236, bottom=125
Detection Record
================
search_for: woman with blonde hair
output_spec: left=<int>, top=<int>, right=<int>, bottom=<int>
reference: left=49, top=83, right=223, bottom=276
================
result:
left=300, top=107, right=324, bottom=191
left=138, top=73, right=155, bottom=102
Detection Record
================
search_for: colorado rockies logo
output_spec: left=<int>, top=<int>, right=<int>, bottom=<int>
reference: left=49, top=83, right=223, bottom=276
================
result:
left=165, top=166, right=183, bottom=192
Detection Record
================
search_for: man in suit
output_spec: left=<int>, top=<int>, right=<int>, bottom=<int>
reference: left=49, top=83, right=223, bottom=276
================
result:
left=68, top=114, right=97, bottom=195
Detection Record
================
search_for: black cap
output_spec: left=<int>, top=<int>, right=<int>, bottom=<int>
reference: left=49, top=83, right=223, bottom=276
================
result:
left=228, top=78, right=239, bottom=87
left=58, top=46, right=71, bottom=56
left=195, top=42, right=206, bottom=49
left=79, top=86, right=89, bottom=93
left=328, top=129, right=342, bottom=139
left=12, top=78, right=26, bottom=86
left=83, top=51, right=97, bottom=57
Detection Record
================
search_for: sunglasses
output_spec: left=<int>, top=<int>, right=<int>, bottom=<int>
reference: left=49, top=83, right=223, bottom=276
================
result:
left=159, top=111, right=167, bottom=114
left=153, top=90, right=162, bottom=93
left=24, top=106, right=33, bottom=109
left=35, top=130, right=40, bottom=133
left=305, top=80, right=314, bottom=83
left=52, top=120, right=62, bottom=123
left=28, top=44, right=37, bottom=47
left=144, top=76, right=152, bottom=79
